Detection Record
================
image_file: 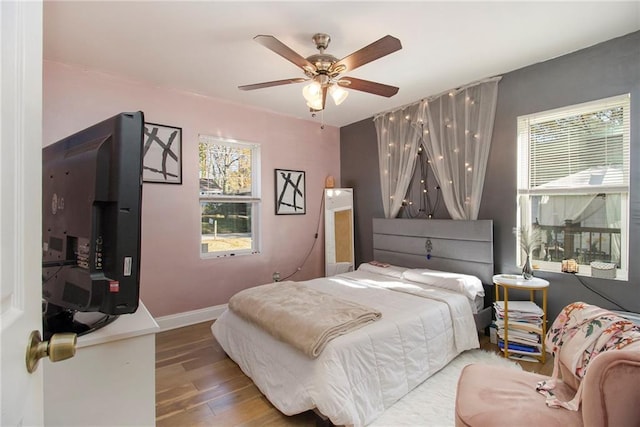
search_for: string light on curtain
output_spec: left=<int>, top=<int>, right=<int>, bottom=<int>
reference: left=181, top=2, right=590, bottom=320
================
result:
left=373, top=104, right=423, bottom=218
left=402, top=122, right=441, bottom=219
left=417, top=78, right=500, bottom=219
left=373, top=76, right=501, bottom=220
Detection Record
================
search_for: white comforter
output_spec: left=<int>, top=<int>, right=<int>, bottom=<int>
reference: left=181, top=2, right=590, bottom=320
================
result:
left=212, top=270, right=479, bottom=426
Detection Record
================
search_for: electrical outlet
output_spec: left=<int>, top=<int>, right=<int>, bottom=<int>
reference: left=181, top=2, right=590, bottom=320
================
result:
left=272, top=272, right=280, bottom=282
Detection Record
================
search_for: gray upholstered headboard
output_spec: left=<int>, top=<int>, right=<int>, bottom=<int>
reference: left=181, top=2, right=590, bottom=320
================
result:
left=372, top=218, right=494, bottom=285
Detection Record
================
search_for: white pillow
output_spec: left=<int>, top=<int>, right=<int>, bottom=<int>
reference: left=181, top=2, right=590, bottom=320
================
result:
left=402, top=268, right=484, bottom=299
left=357, top=262, right=407, bottom=279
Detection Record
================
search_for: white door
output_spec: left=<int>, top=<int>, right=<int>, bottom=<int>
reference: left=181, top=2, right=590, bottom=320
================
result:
left=1, top=1, right=44, bottom=425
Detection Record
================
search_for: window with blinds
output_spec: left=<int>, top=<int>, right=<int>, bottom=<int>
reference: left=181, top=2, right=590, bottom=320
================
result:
left=516, top=94, right=630, bottom=279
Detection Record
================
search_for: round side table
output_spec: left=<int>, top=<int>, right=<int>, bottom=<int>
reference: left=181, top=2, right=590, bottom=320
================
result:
left=492, top=274, right=549, bottom=363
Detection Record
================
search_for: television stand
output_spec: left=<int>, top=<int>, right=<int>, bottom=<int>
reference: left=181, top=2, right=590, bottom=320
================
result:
left=43, top=301, right=159, bottom=426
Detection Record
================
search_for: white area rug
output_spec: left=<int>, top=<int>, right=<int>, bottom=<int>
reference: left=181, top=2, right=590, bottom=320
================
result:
left=370, top=349, right=522, bottom=427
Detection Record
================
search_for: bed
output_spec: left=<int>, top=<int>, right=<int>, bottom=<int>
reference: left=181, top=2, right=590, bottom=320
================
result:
left=212, top=219, right=494, bottom=426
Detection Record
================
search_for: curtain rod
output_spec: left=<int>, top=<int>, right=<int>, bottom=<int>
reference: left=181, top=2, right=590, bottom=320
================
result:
left=373, top=75, right=502, bottom=120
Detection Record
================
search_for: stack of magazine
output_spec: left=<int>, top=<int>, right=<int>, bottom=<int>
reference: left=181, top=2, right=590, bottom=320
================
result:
left=493, top=300, right=544, bottom=361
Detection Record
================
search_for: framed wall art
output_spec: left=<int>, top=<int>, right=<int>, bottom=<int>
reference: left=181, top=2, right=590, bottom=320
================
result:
left=143, top=122, right=182, bottom=184
left=275, top=168, right=306, bottom=215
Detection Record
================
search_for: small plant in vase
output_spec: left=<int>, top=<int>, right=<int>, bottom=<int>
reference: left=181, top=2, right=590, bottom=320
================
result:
left=519, top=226, right=540, bottom=280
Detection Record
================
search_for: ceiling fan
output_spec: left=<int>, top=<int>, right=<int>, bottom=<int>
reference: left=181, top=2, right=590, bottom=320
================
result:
left=238, top=33, right=402, bottom=112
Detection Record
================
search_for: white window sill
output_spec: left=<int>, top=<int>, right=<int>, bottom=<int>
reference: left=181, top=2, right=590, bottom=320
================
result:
left=200, top=250, right=260, bottom=259
left=530, top=260, right=628, bottom=282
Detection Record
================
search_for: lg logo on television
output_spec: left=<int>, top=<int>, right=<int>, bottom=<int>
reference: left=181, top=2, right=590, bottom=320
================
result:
left=51, top=193, right=65, bottom=215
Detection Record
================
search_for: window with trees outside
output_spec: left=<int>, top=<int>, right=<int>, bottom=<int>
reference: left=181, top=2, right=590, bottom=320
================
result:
left=199, top=136, right=260, bottom=257
left=517, top=94, right=630, bottom=280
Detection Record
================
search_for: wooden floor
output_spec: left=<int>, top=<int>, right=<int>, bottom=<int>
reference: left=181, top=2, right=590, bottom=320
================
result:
left=155, top=321, right=553, bottom=426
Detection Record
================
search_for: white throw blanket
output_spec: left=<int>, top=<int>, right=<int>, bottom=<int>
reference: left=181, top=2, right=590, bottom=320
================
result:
left=228, top=281, right=382, bottom=358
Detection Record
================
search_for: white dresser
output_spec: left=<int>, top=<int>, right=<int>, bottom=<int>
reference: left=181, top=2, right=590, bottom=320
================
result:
left=44, top=301, right=159, bottom=426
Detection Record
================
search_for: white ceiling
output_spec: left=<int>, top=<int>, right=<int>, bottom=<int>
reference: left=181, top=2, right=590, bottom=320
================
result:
left=43, top=1, right=640, bottom=128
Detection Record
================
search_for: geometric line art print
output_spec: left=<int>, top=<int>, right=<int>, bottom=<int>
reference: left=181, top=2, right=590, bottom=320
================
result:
left=275, top=168, right=305, bottom=215
left=143, top=122, right=182, bottom=184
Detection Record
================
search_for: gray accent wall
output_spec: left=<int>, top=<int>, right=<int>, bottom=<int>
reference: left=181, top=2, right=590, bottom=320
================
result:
left=340, top=30, right=640, bottom=321
left=340, top=119, right=385, bottom=269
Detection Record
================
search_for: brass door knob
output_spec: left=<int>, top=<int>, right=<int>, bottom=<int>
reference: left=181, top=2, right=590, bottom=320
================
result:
left=25, top=330, right=77, bottom=373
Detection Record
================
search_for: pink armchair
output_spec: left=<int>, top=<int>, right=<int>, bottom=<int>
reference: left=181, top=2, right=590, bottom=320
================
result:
left=456, top=303, right=640, bottom=426
left=455, top=348, right=640, bottom=426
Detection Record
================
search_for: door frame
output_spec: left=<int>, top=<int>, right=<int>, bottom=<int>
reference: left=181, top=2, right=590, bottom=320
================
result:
left=0, top=0, right=44, bottom=425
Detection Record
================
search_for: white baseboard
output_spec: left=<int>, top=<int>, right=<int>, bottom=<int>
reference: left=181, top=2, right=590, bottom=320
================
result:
left=154, top=304, right=227, bottom=332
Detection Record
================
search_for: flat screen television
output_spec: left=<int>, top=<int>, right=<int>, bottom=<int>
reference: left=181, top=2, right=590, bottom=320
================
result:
left=42, top=111, right=144, bottom=339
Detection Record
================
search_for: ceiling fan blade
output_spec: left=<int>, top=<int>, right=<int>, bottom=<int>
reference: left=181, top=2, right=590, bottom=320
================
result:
left=338, top=77, right=399, bottom=97
left=238, top=78, right=307, bottom=91
left=331, top=35, right=402, bottom=74
left=254, top=35, right=315, bottom=72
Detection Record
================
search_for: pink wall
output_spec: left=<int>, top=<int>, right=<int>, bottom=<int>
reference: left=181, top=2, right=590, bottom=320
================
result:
left=43, top=61, right=341, bottom=318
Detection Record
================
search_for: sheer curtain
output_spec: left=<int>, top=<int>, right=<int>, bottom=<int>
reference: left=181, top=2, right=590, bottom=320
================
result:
left=418, top=78, right=500, bottom=220
left=536, top=194, right=622, bottom=266
left=605, top=194, right=622, bottom=267
left=537, top=195, right=598, bottom=225
left=373, top=103, right=423, bottom=218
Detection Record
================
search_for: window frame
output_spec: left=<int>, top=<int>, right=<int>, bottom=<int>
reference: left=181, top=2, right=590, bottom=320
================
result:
left=198, top=135, right=261, bottom=258
left=516, top=94, right=630, bottom=280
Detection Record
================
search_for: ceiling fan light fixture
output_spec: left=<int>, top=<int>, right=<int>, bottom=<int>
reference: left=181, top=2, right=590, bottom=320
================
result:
left=302, top=80, right=322, bottom=104
left=306, top=98, right=324, bottom=111
left=329, top=84, right=348, bottom=105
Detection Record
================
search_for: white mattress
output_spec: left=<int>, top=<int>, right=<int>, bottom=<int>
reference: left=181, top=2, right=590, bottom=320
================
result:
left=212, top=270, right=480, bottom=426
